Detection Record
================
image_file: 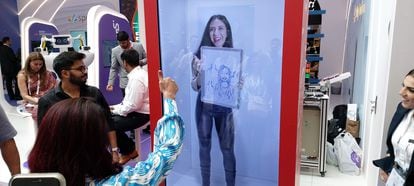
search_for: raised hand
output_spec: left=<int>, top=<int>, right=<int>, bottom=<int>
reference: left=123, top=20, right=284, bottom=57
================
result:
left=158, top=70, right=178, bottom=99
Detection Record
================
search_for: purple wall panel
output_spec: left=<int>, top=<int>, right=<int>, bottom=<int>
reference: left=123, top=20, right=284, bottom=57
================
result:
left=98, top=14, right=131, bottom=104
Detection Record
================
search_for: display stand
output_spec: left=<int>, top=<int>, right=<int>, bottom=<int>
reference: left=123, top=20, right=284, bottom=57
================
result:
left=301, top=0, right=328, bottom=177
left=305, top=0, right=326, bottom=85
left=301, top=92, right=328, bottom=177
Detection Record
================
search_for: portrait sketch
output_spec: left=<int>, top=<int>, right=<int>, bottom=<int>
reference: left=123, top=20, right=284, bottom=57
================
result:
left=200, top=46, right=242, bottom=108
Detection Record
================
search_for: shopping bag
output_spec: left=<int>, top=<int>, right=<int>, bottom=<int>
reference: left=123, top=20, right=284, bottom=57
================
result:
left=326, top=142, right=338, bottom=166
left=334, top=132, right=362, bottom=175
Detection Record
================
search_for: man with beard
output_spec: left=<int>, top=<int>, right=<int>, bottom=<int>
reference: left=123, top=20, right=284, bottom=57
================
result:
left=106, top=31, right=147, bottom=97
left=37, top=51, right=120, bottom=163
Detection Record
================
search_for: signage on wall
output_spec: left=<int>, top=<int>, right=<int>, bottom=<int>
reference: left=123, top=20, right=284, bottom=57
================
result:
left=35, top=30, right=54, bottom=37
left=97, top=14, right=131, bottom=105
left=112, top=20, right=120, bottom=33
left=67, top=14, right=87, bottom=24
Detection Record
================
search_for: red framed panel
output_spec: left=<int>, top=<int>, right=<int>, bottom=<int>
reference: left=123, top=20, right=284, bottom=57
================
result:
left=144, top=1, right=162, bottom=148
left=144, top=1, right=163, bottom=185
left=279, top=0, right=308, bottom=185
left=144, top=0, right=307, bottom=185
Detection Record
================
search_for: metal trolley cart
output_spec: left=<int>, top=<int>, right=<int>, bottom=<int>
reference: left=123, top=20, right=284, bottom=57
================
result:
left=300, top=93, right=329, bottom=177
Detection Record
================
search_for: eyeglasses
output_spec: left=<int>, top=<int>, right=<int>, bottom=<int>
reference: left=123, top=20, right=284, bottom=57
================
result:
left=68, top=66, right=88, bottom=73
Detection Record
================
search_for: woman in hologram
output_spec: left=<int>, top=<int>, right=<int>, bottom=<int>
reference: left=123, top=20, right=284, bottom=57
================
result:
left=191, top=14, right=236, bottom=186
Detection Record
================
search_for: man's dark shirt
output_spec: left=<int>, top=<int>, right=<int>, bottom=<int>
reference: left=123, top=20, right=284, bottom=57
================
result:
left=37, top=82, right=114, bottom=130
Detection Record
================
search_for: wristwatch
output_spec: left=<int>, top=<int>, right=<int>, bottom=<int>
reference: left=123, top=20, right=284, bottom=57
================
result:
left=111, top=147, right=120, bottom=153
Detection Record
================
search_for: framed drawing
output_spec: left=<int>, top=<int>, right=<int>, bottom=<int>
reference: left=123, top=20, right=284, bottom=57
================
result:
left=200, top=46, right=243, bottom=108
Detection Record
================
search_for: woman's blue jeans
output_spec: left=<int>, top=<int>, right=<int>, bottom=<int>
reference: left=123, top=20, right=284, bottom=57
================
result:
left=196, top=94, right=236, bottom=186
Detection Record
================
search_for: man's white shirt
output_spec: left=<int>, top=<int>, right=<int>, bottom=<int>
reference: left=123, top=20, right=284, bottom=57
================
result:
left=111, top=66, right=149, bottom=116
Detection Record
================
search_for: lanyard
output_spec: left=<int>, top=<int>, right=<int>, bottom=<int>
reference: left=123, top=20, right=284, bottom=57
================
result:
left=27, top=73, right=40, bottom=96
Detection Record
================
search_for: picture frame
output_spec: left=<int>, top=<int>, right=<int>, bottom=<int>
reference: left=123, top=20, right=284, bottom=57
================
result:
left=200, top=46, right=243, bottom=108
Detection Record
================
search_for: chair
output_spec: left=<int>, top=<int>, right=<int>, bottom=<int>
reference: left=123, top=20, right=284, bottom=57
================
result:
left=134, top=121, right=150, bottom=161
left=9, top=172, right=66, bottom=186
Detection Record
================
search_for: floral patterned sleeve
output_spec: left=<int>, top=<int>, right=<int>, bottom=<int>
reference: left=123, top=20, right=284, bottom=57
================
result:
left=92, top=99, right=185, bottom=186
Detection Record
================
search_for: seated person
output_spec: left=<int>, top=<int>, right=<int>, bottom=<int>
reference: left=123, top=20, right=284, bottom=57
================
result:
left=110, top=49, right=150, bottom=164
left=37, top=51, right=119, bottom=162
left=17, top=52, right=56, bottom=121
left=28, top=71, right=183, bottom=186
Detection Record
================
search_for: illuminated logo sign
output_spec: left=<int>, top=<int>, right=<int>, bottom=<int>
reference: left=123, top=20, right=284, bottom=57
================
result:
left=113, top=20, right=120, bottom=33
left=68, top=14, right=87, bottom=23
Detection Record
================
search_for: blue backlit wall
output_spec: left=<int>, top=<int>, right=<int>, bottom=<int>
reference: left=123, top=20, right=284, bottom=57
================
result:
left=0, top=0, right=20, bottom=52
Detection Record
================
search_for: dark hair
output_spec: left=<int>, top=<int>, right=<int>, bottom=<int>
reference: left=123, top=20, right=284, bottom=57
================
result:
left=2, top=37, right=10, bottom=44
left=116, top=31, right=129, bottom=41
left=28, top=98, right=122, bottom=186
left=53, top=51, right=85, bottom=78
left=406, top=69, right=414, bottom=77
left=121, top=49, right=141, bottom=67
left=23, top=52, right=48, bottom=87
left=195, top=15, right=233, bottom=58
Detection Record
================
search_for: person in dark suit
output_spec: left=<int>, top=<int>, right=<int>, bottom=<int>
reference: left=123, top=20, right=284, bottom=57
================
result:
left=0, top=37, right=21, bottom=100
left=373, top=69, right=414, bottom=185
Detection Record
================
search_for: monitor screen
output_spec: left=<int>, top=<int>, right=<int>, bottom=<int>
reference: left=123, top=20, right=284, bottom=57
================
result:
left=53, top=36, right=70, bottom=46
left=30, top=40, right=53, bottom=53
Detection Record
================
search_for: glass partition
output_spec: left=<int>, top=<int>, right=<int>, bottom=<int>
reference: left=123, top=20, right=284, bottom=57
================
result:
left=157, top=0, right=285, bottom=185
